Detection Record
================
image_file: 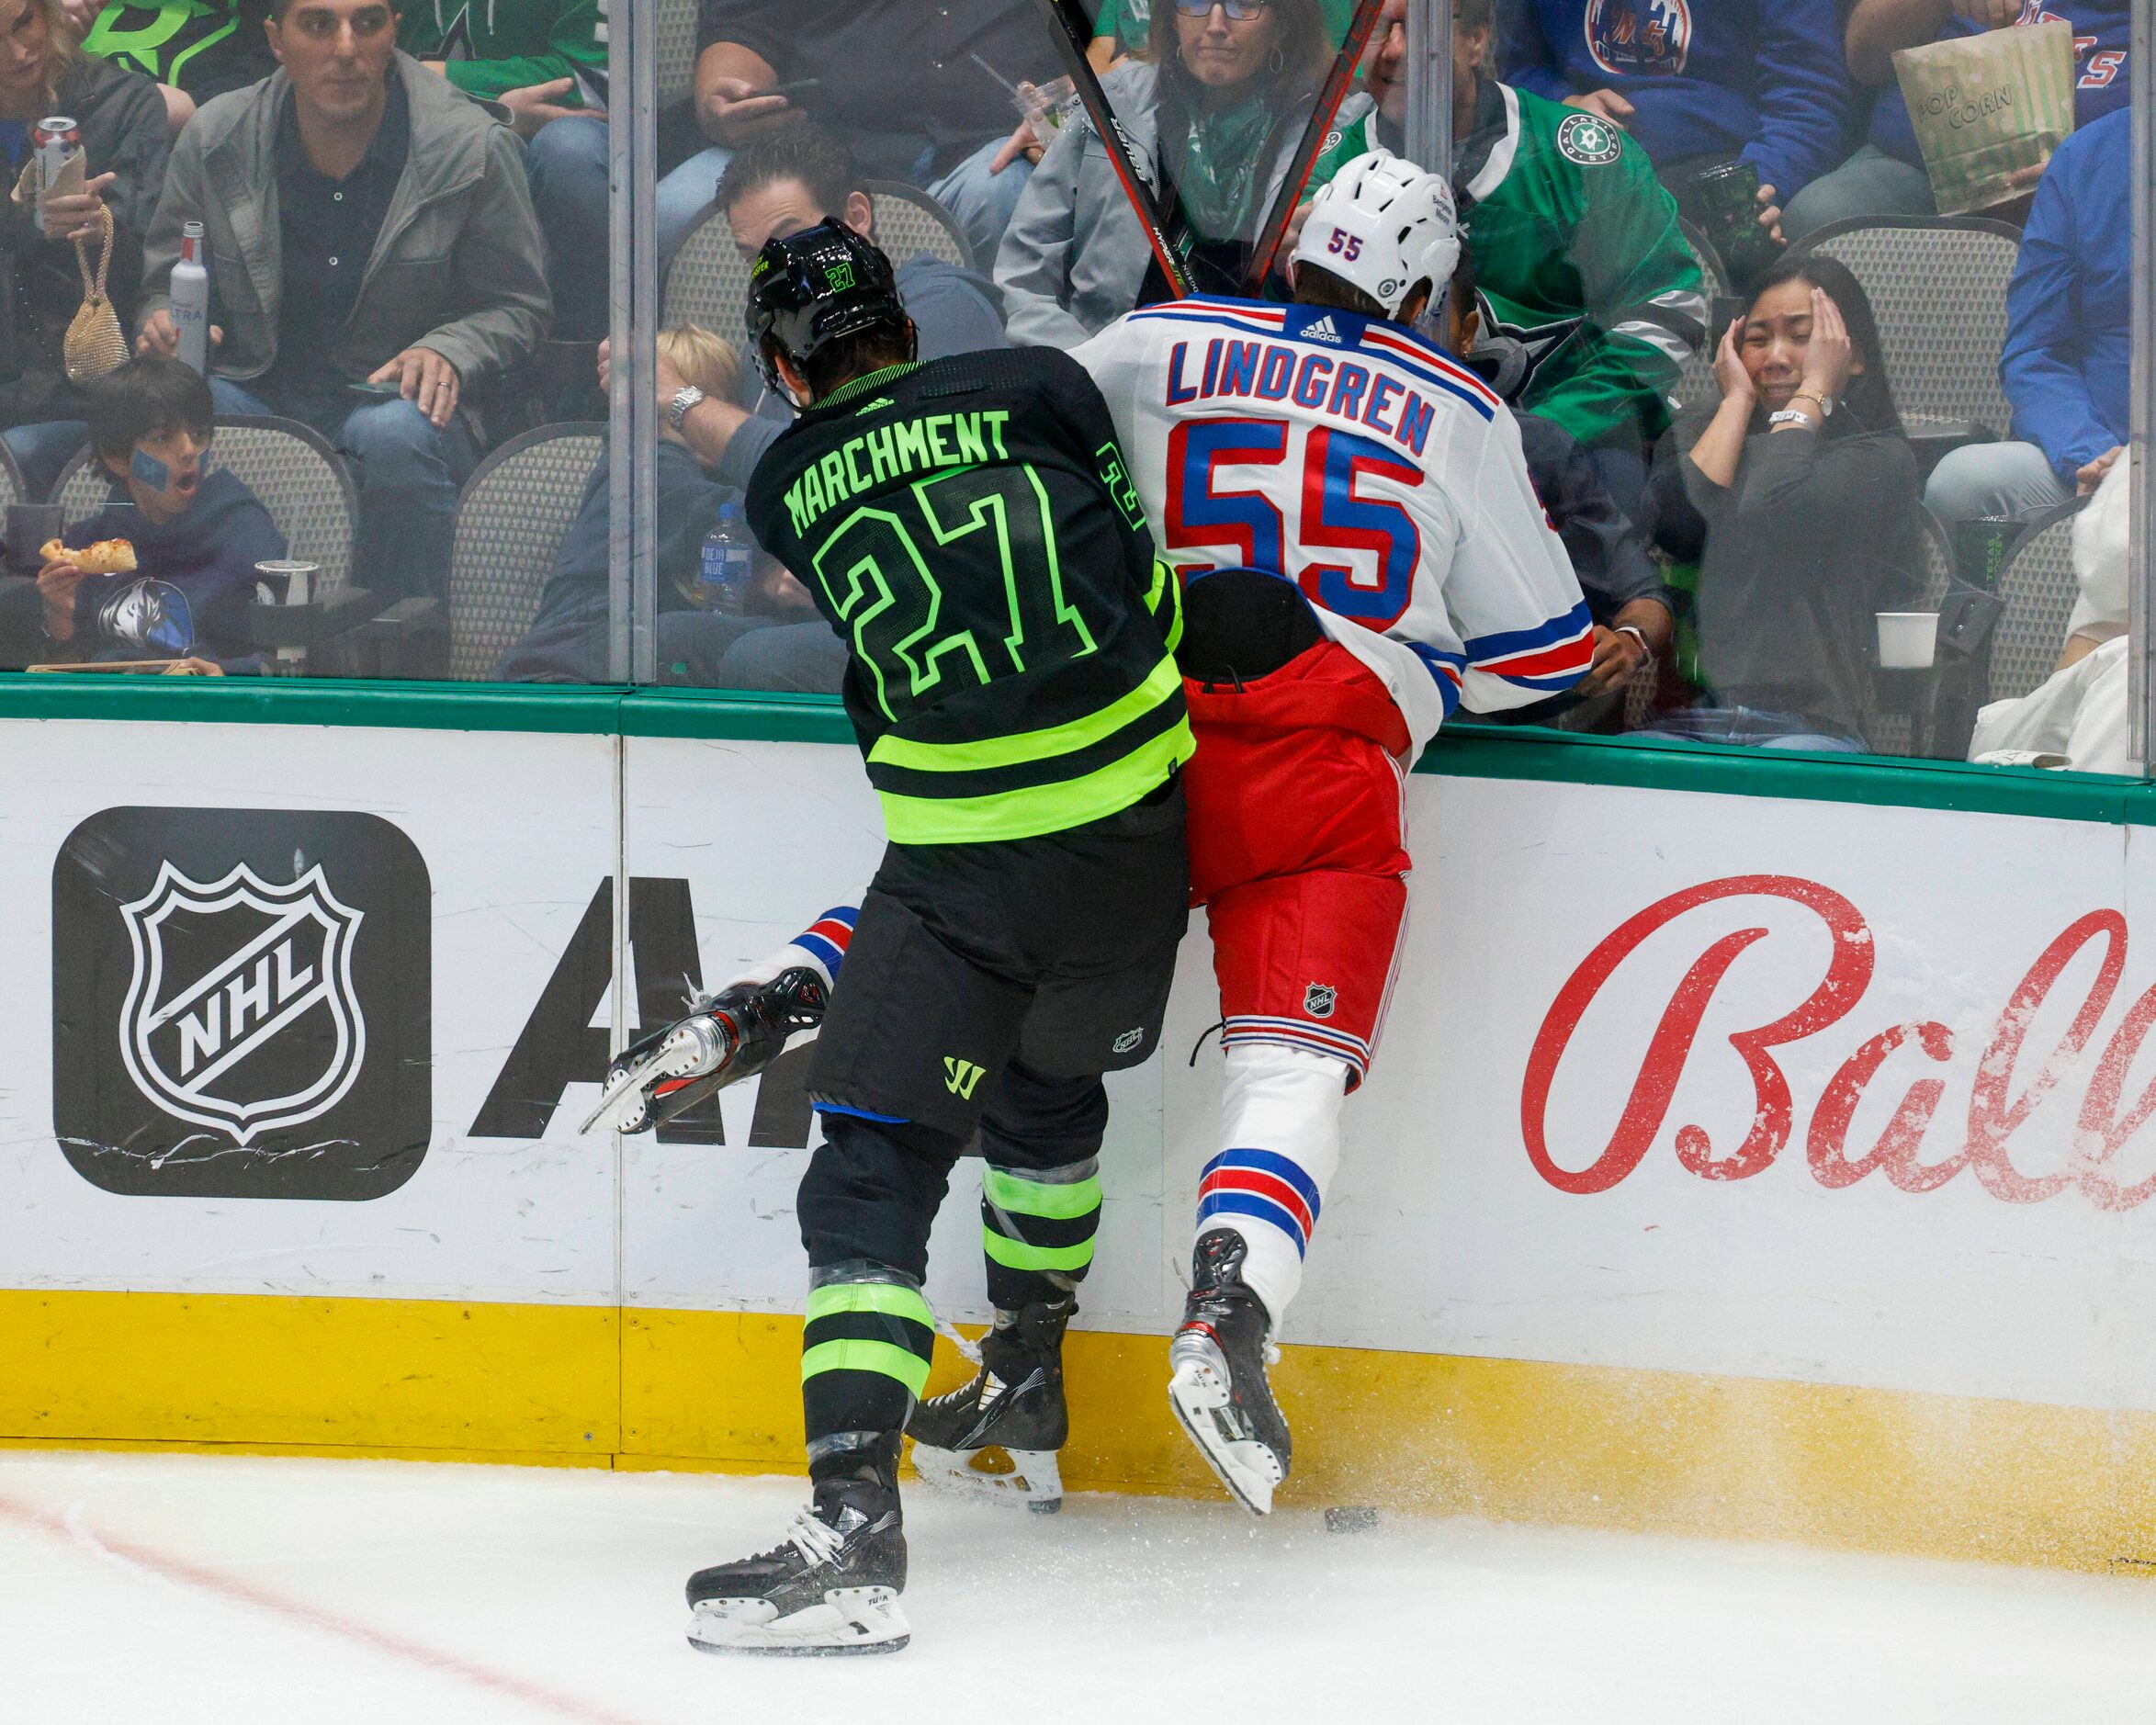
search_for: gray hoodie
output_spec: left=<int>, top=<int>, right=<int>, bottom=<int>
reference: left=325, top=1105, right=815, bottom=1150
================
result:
left=139, top=55, right=550, bottom=387
left=994, top=60, right=1367, bottom=350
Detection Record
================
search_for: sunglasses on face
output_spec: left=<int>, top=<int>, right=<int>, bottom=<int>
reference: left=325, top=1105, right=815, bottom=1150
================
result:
left=1175, top=0, right=1271, bottom=18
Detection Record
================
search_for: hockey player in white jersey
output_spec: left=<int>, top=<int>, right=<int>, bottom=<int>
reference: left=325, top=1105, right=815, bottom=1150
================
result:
left=591, top=155, right=1587, bottom=1519
left=1067, top=152, right=1589, bottom=1511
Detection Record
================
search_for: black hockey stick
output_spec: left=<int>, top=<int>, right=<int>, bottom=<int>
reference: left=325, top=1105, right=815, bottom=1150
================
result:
left=1035, top=0, right=1194, bottom=299
left=1245, top=0, right=1387, bottom=292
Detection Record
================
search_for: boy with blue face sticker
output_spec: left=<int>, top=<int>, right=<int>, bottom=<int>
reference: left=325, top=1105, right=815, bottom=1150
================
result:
left=26, top=355, right=287, bottom=670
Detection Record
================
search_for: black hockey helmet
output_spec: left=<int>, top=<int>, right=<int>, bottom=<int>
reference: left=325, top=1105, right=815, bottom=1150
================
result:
left=746, top=219, right=910, bottom=397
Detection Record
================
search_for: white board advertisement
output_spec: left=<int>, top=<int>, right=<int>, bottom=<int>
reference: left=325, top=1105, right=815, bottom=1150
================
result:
left=4, top=716, right=2154, bottom=1417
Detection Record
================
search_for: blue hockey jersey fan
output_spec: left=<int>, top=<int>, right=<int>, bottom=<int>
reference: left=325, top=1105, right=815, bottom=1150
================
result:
left=1502, top=0, right=1851, bottom=202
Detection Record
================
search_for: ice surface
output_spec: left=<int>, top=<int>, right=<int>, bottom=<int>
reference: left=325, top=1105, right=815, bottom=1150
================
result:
left=3, top=1449, right=2153, bottom=1723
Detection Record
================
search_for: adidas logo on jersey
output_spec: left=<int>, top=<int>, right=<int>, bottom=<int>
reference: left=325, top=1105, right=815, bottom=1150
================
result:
left=1302, top=315, right=1344, bottom=345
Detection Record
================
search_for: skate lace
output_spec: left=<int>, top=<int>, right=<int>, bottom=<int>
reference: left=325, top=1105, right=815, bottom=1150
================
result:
left=933, top=1313, right=984, bottom=1368
left=784, top=1507, right=845, bottom=1568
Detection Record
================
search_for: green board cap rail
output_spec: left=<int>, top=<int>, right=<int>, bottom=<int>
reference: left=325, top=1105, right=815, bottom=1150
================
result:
left=0, top=671, right=2138, bottom=827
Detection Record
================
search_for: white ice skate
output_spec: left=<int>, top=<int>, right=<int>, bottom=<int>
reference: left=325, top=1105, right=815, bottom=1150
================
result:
left=687, top=1585, right=910, bottom=1656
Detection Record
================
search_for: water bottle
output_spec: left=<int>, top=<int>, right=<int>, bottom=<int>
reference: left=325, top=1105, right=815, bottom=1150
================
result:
left=171, top=220, right=210, bottom=377
left=698, top=503, right=754, bottom=614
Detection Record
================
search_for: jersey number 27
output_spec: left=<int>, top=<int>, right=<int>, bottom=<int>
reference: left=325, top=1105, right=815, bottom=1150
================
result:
left=1163, top=417, right=1422, bottom=627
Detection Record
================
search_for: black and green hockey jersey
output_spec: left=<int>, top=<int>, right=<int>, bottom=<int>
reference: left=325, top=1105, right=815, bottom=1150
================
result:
left=746, top=348, right=1191, bottom=847
left=398, top=0, right=609, bottom=104
left=82, top=0, right=275, bottom=103
left=1315, top=82, right=1706, bottom=449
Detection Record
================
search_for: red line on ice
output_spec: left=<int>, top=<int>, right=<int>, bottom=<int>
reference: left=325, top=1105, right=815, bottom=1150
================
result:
left=0, top=1491, right=649, bottom=1725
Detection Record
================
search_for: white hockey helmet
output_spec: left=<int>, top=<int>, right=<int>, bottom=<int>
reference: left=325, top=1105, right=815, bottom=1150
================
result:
left=1290, top=151, right=1462, bottom=321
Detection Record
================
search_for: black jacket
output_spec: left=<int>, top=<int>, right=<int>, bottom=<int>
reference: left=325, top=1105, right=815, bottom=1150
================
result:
left=0, top=55, right=169, bottom=424
left=1644, top=410, right=1922, bottom=744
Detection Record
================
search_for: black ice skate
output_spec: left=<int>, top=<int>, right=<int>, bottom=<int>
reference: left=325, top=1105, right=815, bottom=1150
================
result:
left=906, top=1298, right=1073, bottom=1514
left=1168, top=1230, right=1291, bottom=1516
left=685, top=1475, right=909, bottom=1655
left=582, top=967, right=826, bottom=1136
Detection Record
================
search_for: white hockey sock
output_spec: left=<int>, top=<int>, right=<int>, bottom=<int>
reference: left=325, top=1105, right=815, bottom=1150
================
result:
left=1194, top=1043, right=1349, bottom=1327
left=720, top=907, right=856, bottom=994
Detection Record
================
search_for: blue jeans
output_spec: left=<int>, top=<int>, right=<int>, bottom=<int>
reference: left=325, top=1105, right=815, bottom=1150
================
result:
left=1632, top=705, right=1867, bottom=752
left=525, top=117, right=610, bottom=341
left=1924, top=440, right=2072, bottom=530
left=211, top=378, right=476, bottom=603
left=3, top=418, right=88, bottom=501
left=656, top=133, right=1032, bottom=270
left=1779, top=146, right=1937, bottom=247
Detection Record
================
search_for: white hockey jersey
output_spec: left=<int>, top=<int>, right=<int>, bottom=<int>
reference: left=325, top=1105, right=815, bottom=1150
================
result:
left=1073, top=295, right=1592, bottom=751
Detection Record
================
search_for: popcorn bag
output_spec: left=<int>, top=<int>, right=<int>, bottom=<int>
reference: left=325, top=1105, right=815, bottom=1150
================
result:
left=1892, top=18, right=2076, bottom=217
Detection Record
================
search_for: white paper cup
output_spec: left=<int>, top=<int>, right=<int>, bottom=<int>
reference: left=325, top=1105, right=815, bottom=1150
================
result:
left=1876, top=611, right=1938, bottom=670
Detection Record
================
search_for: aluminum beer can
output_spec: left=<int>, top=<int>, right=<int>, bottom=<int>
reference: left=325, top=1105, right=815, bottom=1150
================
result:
left=32, top=116, right=81, bottom=196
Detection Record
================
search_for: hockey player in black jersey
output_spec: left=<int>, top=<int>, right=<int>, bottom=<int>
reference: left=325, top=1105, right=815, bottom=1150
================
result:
left=673, top=220, right=1191, bottom=1656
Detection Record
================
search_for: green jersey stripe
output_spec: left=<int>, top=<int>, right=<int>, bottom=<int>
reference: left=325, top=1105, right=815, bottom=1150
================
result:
left=805, top=1280, right=937, bottom=1330
left=981, top=1232, right=1097, bottom=1273
left=877, top=721, right=1193, bottom=846
left=868, top=651, right=1182, bottom=775
left=984, top=1166, right=1105, bottom=1220
left=799, top=1337, right=934, bottom=1397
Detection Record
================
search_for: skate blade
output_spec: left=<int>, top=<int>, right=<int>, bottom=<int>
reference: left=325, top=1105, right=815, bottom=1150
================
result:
left=909, top=1443, right=1064, bottom=1515
left=580, top=1027, right=709, bottom=1135
left=1168, top=1357, right=1283, bottom=1517
left=686, top=1586, right=909, bottom=1656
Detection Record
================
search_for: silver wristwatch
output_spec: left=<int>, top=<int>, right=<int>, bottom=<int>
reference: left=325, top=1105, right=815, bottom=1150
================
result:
left=668, top=384, right=707, bottom=431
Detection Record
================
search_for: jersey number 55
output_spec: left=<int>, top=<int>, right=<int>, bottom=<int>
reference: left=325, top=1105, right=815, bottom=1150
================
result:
left=1163, top=417, right=1423, bottom=629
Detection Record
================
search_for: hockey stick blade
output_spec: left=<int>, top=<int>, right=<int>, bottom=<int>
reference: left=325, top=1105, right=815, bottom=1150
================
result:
left=1034, top=0, right=1193, bottom=299
left=1246, top=0, right=1387, bottom=293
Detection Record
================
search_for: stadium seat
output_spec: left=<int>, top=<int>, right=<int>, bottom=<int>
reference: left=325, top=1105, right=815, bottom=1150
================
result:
left=1788, top=218, right=2020, bottom=443
left=1984, top=500, right=2086, bottom=706
left=1668, top=219, right=1729, bottom=416
left=1866, top=510, right=1958, bottom=758
left=0, top=435, right=22, bottom=515
left=445, top=423, right=604, bottom=682
left=657, top=0, right=699, bottom=109
left=663, top=180, right=975, bottom=343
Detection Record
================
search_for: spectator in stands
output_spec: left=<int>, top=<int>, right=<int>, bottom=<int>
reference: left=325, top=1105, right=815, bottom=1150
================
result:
left=998, top=0, right=1337, bottom=349
left=401, top=0, right=609, bottom=340
left=137, top=0, right=550, bottom=604
left=1966, top=453, right=2129, bottom=774
left=1441, top=250, right=1676, bottom=712
left=1784, top=0, right=2129, bottom=241
left=661, top=124, right=1008, bottom=498
left=1924, top=107, right=2125, bottom=529
left=498, top=324, right=841, bottom=691
left=1087, top=0, right=1359, bottom=66
left=1637, top=253, right=1920, bottom=750
left=9, top=355, right=285, bottom=670
left=0, top=0, right=167, bottom=498
left=656, top=0, right=1054, bottom=271
left=1317, top=0, right=1704, bottom=511
left=77, top=0, right=277, bottom=135
left=1501, top=0, right=1849, bottom=252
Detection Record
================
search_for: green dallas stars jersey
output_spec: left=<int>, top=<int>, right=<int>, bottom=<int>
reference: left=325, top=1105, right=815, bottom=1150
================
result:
left=746, top=348, right=1191, bottom=847
left=1315, top=83, right=1706, bottom=449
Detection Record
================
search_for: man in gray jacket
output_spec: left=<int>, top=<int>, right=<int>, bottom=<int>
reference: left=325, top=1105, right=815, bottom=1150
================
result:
left=138, top=0, right=551, bottom=602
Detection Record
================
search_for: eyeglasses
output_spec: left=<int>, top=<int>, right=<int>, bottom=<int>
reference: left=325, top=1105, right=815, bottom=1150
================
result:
left=1175, top=0, right=1271, bottom=19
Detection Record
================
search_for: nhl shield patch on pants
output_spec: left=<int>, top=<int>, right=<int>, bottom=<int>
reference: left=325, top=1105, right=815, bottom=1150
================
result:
left=51, top=806, right=433, bottom=1200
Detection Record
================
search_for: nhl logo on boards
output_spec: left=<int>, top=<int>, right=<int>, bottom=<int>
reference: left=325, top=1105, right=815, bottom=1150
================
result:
left=52, top=806, right=432, bottom=1200
left=1304, top=983, right=1338, bottom=1020
left=1556, top=112, right=1625, bottom=166
left=118, top=860, right=365, bottom=1146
